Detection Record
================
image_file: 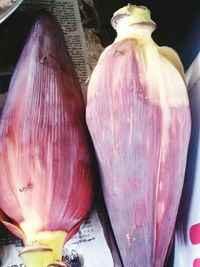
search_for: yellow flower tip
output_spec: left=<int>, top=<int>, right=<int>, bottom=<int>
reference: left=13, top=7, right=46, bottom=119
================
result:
left=111, top=3, right=156, bottom=30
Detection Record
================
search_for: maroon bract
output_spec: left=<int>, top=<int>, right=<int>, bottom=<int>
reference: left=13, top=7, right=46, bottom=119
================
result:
left=0, top=12, right=94, bottom=267
left=86, top=4, right=191, bottom=267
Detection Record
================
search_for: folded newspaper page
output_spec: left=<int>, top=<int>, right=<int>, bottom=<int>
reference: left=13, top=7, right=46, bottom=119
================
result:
left=0, top=0, right=117, bottom=266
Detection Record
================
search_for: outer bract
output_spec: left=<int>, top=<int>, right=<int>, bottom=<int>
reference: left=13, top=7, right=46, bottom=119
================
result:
left=86, top=4, right=191, bottom=267
left=0, top=12, right=94, bottom=267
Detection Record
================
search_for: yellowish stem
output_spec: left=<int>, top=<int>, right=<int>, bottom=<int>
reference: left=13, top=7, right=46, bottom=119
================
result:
left=18, top=228, right=68, bottom=267
left=19, top=246, right=54, bottom=267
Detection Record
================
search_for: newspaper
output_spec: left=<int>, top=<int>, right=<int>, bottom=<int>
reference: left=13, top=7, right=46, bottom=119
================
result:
left=0, top=0, right=116, bottom=266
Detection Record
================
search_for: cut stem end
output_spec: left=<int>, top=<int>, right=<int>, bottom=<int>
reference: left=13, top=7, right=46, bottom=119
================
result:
left=18, top=230, right=68, bottom=267
left=19, top=246, right=54, bottom=267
